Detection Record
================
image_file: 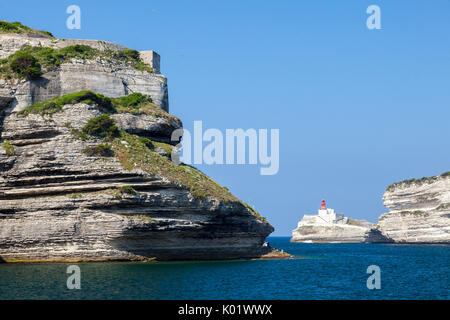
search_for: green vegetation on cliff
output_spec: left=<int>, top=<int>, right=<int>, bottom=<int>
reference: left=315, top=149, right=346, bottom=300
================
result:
left=2, top=140, right=15, bottom=156
left=82, top=144, right=113, bottom=157
left=27, top=92, right=229, bottom=202
left=0, top=44, right=153, bottom=80
left=19, top=91, right=177, bottom=122
left=81, top=114, right=120, bottom=139
left=8, top=51, right=43, bottom=80
left=243, top=203, right=267, bottom=223
left=397, top=210, right=429, bottom=216
left=111, top=131, right=238, bottom=202
left=0, top=20, right=54, bottom=37
left=110, top=92, right=175, bottom=121
left=113, top=131, right=267, bottom=221
left=118, top=186, right=138, bottom=196
left=15, top=91, right=264, bottom=222
left=138, top=137, right=173, bottom=157
left=112, top=92, right=152, bottom=108
left=387, top=171, right=450, bottom=191
left=347, top=218, right=365, bottom=226
left=436, top=203, right=450, bottom=210
left=18, top=91, right=115, bottom=117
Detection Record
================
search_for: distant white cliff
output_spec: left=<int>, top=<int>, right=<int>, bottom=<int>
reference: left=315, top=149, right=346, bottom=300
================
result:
left=291, top=200, right=373, bottom=243
left=292, top=172, right=450, bottom=244
left=375, top=172, right=450, bottom=243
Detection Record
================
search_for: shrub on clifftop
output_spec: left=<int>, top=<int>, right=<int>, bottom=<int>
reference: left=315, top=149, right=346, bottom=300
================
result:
left=0, top=21, right=27, bottom=32
left=0, top=20, right=53, bottom=37
left=9, top=51, right=43, bottom=80
left=82, top=114, right=120, bottom=139
left=82, top=144, right=114, bottom=157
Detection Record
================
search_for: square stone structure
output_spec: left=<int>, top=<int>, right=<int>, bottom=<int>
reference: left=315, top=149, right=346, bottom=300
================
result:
left=139, top=51, right=161, bottom=74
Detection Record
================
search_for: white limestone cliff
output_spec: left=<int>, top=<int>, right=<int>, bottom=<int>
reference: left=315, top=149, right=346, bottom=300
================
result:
left=375, top=173, right=450, bottom=243
left=0, top=27, right=284, bottom=262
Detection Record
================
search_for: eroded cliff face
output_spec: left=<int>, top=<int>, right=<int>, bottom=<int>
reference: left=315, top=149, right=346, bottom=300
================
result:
left=0, top=101, right=273, bottom=262
left=0, top=33, right=168, bottom=112
left=0, top=30, right=274, bottom=262
left=376, top=173, right=450, bottom=243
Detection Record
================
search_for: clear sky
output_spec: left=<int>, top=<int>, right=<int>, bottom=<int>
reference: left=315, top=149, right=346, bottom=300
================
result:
left=2, top=0, right=449, bottom=235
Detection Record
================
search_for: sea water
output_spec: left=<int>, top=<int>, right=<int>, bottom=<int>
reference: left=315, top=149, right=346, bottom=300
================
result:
left=0, top=237, right=448, bottom=300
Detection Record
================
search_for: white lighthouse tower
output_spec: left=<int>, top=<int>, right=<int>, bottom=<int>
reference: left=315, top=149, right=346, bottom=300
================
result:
left=317, top=200, right=345, bottom=224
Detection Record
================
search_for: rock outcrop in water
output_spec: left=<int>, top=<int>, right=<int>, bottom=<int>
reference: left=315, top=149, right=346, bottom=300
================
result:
left=291, top=173, right=450, bottom=244
left=0, top=22, right=277, bottom=262
left=372, top=172, right=450, bottom=243
left=291, top=215, right=373, bottom=243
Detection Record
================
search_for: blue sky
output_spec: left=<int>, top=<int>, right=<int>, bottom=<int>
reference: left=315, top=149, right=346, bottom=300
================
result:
left=2, top=0, right=449, bottom=235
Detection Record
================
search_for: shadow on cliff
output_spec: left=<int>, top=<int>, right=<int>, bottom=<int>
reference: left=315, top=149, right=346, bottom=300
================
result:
left=0, top=96, right=16, bottom=132
left=365, top=228, right=395, bottom=243
left=0, top=256, right=6, bottom=263
left=0, top=111, right=4, bottom=133
left=30, top=76, right=53, bottom=92
left=0, top=103, right=9, bottom=132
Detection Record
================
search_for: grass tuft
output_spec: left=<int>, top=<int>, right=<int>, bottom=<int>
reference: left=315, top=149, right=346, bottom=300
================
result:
left=82, top=144, right=114, bottom=157
left=397, top=210, right=427, bottom=216
left=436, top=203, right=450, bottom=210
left=118, top=185, right=138, bottom=195
left=2, top=140, right=15, bottom=156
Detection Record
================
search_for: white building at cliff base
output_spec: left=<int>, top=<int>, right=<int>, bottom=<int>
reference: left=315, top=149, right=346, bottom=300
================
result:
left=298, top=200, right=346, bottom=226
left=291, top=200, right=373, bottom=243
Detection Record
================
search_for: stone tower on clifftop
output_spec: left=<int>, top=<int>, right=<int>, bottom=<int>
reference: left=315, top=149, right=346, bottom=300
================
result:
left=139, top=51, right=161, bottom=74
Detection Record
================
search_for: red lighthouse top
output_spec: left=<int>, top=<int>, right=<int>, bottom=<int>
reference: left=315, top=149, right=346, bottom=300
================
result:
left=321, top=200, right=326, bottom=210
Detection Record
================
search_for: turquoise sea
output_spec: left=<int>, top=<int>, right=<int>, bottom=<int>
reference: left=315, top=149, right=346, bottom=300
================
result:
left=0, top=237, right=448, bottom=300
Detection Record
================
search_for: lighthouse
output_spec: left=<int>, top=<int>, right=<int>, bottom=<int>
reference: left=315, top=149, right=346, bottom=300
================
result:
left=317, top=199, right=344, bottom=224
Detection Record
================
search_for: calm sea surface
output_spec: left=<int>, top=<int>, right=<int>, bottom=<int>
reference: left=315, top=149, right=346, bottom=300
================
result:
left=0, top=237, right=448, bottom=300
